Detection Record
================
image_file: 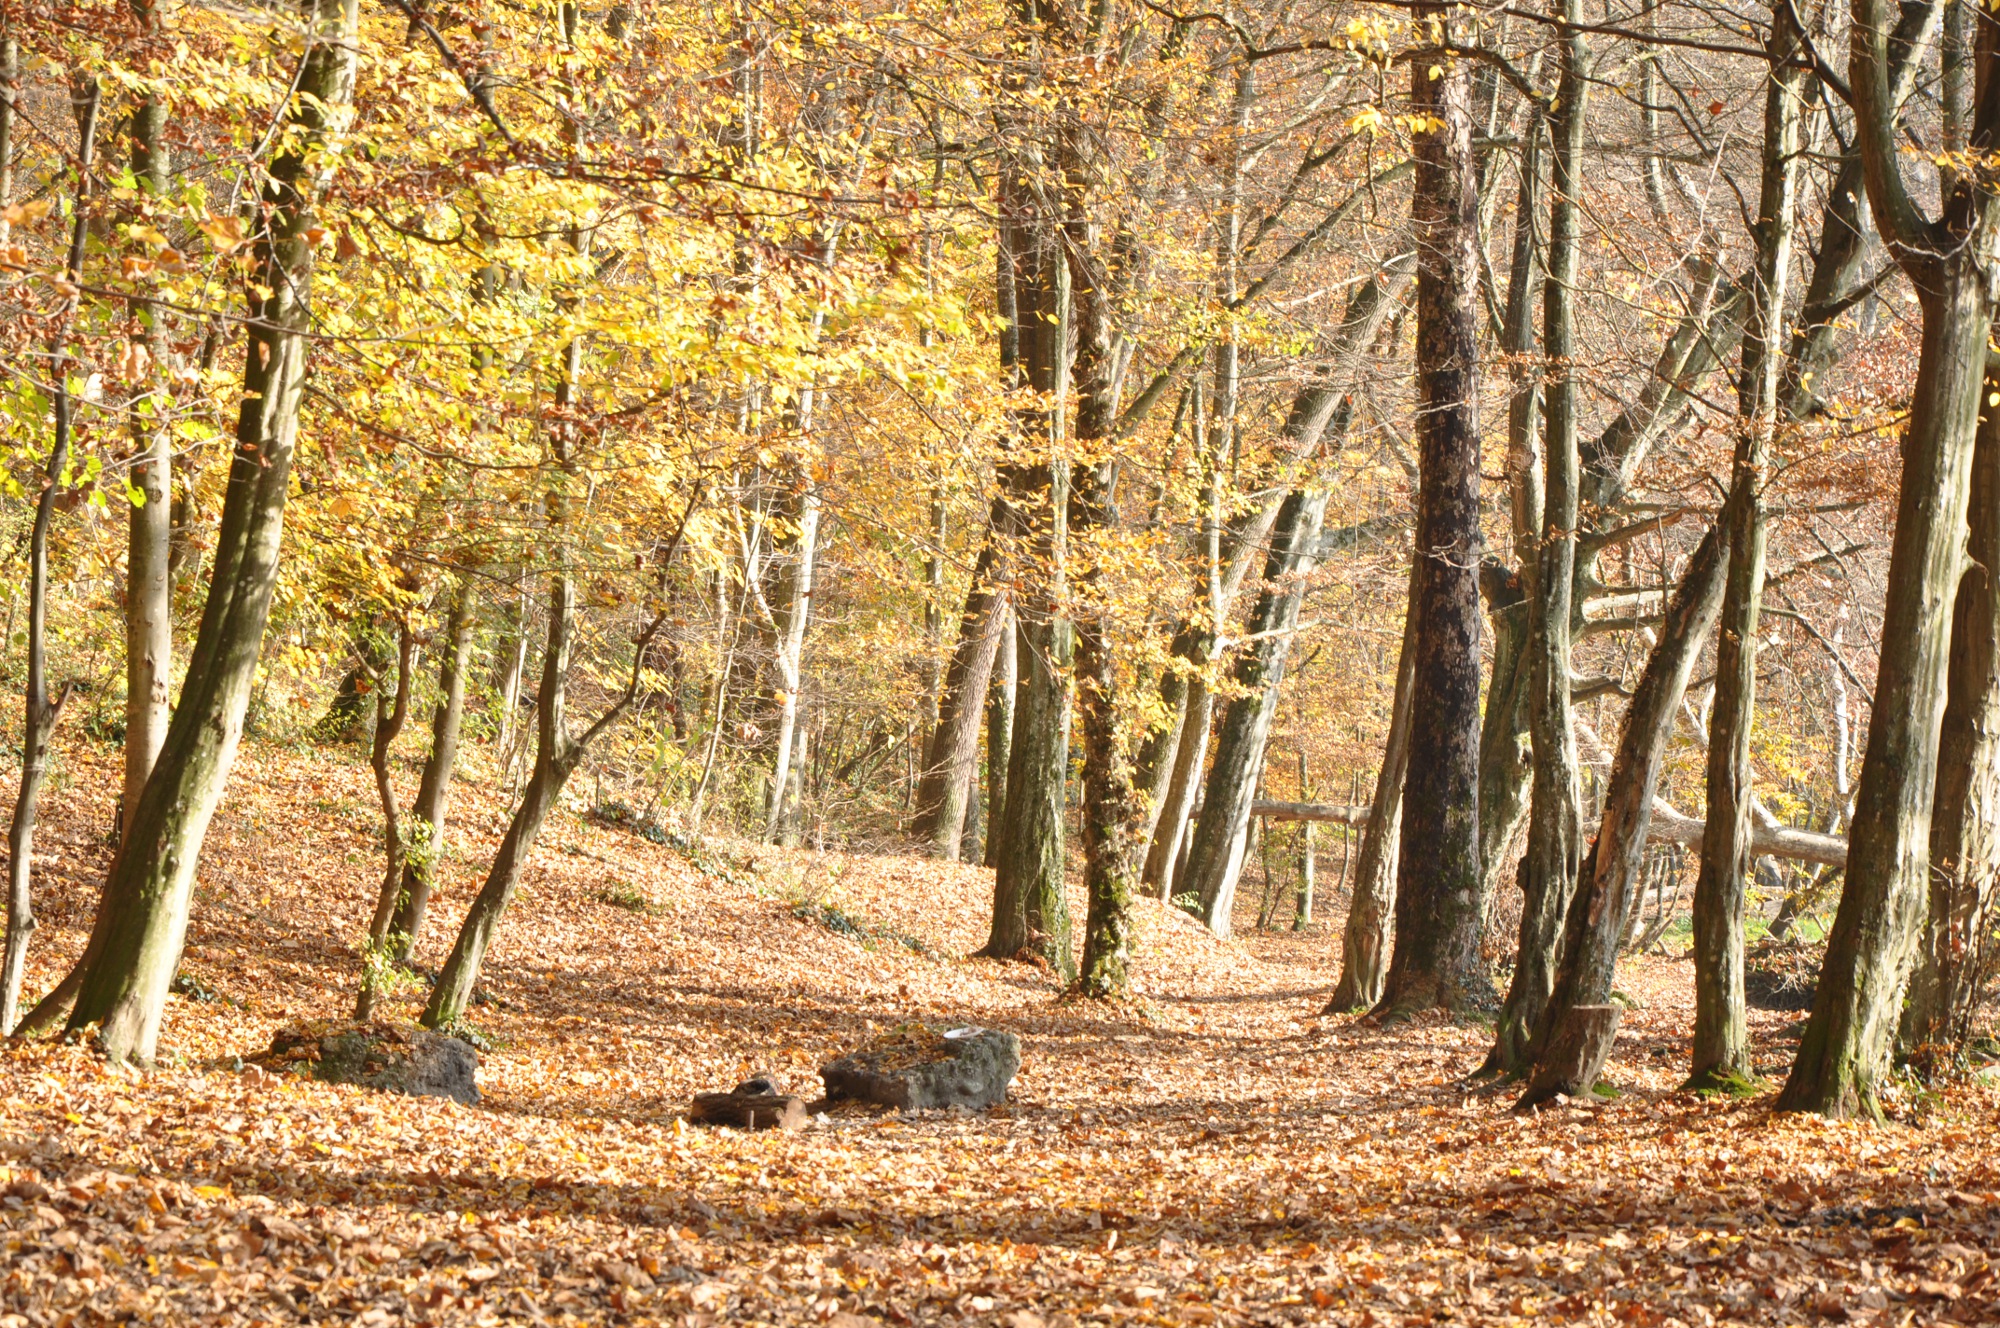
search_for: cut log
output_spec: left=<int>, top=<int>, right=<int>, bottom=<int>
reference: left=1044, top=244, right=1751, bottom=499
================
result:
left=1515, top=1004, right=1622, bottom=1111
left=1258, top=795, right=1847, bottom=867
left=1250, top=800, right=1370, bottom=826
left=688, top=1091, right=810, bottom=1130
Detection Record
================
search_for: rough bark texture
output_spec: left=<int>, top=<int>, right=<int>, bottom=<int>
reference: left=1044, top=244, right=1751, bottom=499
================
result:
left=1777, top=0, right=2000, bottom=1119
left=1374, top=29, right=1489, bottom=1021
left=983, top=609, right=1015, bottom=871
left=1489, top=29, right=1587, bottom=1078
left=388, top=591, right=476, bottom=959
left=1902, top=360, right=2000, bottom=1053
left=1690, top=10, right=1803, bottom=1092
left=1516, top=1006, right=1621, bottom=1112
left=688, top=1091, right=809, bottom=1130
left=1186, top=490, right=1330, bottom=937
left=63, top=5, right=357, bottom=1064
left=911, top=536, right=1008, bottom=857
left=1529, top=525, right=1728, bottom=1078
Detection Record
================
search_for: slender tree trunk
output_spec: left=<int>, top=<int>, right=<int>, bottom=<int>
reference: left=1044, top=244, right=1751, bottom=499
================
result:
left=1778, top=0, right=2000, bottom=1118
left=764, top=479, right=820, bottom=845
left=984, top=605, right=1015, bottom=870
left=2, top=78, right=97, bottom=1033
left=1328, top=581, right=1418, bottom=1012
left=355, top=619, right=416, bottom=1019
left=65, top=0, right=359, bottom=1064
left=1691, top=12, right=1804, bottom=1091
left=912, top=534, right=1008, bottom=856
left=388, top=589, right=475, bottom=960
left=123, top=16, right=171, bottom=837
left=1524, top=524, right=1728, bottom=1099
left=1146, top=676, right=1211, bottom=899
left=1488, top=27, right=1587, bottom=1076
left=1187, top=490, right=1330, bottom=937
left=1374, top=17, right=1489, bottom=1021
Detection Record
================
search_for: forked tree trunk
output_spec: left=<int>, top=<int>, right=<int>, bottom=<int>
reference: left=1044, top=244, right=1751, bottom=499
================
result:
left=1488, top=25, right=1587, bottom=1078
left=1374, top=17, right=1489, bottom=1022
left=1777, top=0, right=2000, bottom=1118
left=912, top=535, right=1008, bottom=857
left=2, top=78, right=96, bottom=1033
left=388, top=589, right=476, bottom=960
left=1145, top=676, right=1211, bottom=899
left=423, top=576, right=660, bottom=1028
left=1528, top=524, right=1727, bottom=1076
left=1326, top=592, right=1416, bottom=1012
left=1901, top=353, right=2000, bottom=1053
left=65, top=0, right=359, bottom=1064
left=1187, top=490, right=1329, bottom=937
left=355, top=618, right=416, bottom=1019
left=764, top=477, right=821, bottom=845
left=1689, top=8, right=1804, bottom=1092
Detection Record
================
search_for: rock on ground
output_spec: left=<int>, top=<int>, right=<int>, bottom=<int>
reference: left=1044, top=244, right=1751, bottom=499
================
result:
left=820, top=1025, right=1020, bottom=1111
left=261, top=1022, right=480, bottom=1106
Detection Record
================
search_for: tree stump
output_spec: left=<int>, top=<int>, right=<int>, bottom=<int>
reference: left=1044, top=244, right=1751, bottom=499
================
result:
left=1515, top=1005, right=1622, bottom=1112
left=687, top=1091, right=810, bottom=1131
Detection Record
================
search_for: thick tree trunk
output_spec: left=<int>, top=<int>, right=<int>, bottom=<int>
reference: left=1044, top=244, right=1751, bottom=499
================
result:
left=2, top=78, right=96, bottom=1032
left=388, top=590, right=475, bottom=960
left=1528, top=524, right=1728, bottom=1078
left=1488, top=27, right=1587, bottom=1077
left=1374, top=23, right=1489, bottom=1021
left=984, top=608, right=1073, bottom=978
left=1689, top=10, right=1804, bottom=1092
left=1187, top=490, right=1330, bottom=937
left=64, top=0, right=358, bottom=1065
left=1328, top=585, right=1417, bottom=1012
left=912, top=535, right=1008, bottom=857
left=1777, top=0, right=2000, bottom=1117
left=123, top=33, right=171, bottom=838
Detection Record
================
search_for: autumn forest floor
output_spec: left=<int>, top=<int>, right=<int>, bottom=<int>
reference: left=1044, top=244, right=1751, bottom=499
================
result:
left=3, top=738, right=1999, bottom=1327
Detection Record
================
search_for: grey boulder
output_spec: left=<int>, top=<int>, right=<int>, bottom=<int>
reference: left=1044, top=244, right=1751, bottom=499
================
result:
left=264, top=1022, right=480, bottom=1106
left=820, top=1025, right=1020, bottom=1111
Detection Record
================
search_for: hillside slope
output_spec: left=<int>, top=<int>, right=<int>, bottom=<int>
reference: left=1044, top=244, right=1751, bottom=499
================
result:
left=2, top=739, right=1998, bottom=1325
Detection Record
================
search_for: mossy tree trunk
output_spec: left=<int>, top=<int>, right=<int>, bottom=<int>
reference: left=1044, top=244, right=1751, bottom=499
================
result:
left=65, top=0, right=359, bottom=1064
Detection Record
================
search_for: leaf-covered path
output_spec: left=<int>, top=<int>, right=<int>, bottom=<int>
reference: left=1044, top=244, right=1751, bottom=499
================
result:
left=3, top=742, right=1999, bottom=1326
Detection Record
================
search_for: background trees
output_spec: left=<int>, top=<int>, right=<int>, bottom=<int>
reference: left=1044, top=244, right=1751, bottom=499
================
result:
left=0, top=0, right=1986, bottom=1115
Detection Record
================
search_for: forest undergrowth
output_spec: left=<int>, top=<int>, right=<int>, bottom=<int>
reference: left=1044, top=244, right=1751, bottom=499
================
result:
left=2, top=740, right=1997, bottom=1327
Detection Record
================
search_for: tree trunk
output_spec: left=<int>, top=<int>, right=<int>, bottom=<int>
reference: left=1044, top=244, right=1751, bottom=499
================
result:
left=1689, top=8, right=1804, bottom=1092
left=912, top=534, right=1008, bottom=857
left=123, top=25, right=171, bottom=838
left=1487, top=25, right=1588, bottom=1077
left=2, top=77, right=96, bottom=1033
left=983, top=605, right=1015, bottom=870
left=1145, top=675, right=1211, bottom=899
left=423, top=576, right=658, bottom=1028
left=1777, top=0, right=2000, bottom=1117
left=1187, top=490, right=1330, bottom=937
left=1516, top=1005, right=1621, bottom=1111
left=388, top=589, right=476, bottom=959
left=984, top=607, right=1073, bottom=978
left=355, top=618, right=416, bottom=1020
left=1374, top=17, right=1489, bottom=1021
left=64, top=0, right=359, bottom=1065
left=1528, top=524, right=1727, bottom=1078
left=1901, top=352, right=2000, bottom=1053
left=1328, top=582, right=1417, bottom=1012
left=764, top=478, right=821, bottom=845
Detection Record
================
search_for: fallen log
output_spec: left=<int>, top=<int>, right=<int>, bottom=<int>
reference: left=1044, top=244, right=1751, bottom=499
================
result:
left=1253, top=796, right=1846, bottom=867
left=1249, top=800, right=1370, bottom=827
